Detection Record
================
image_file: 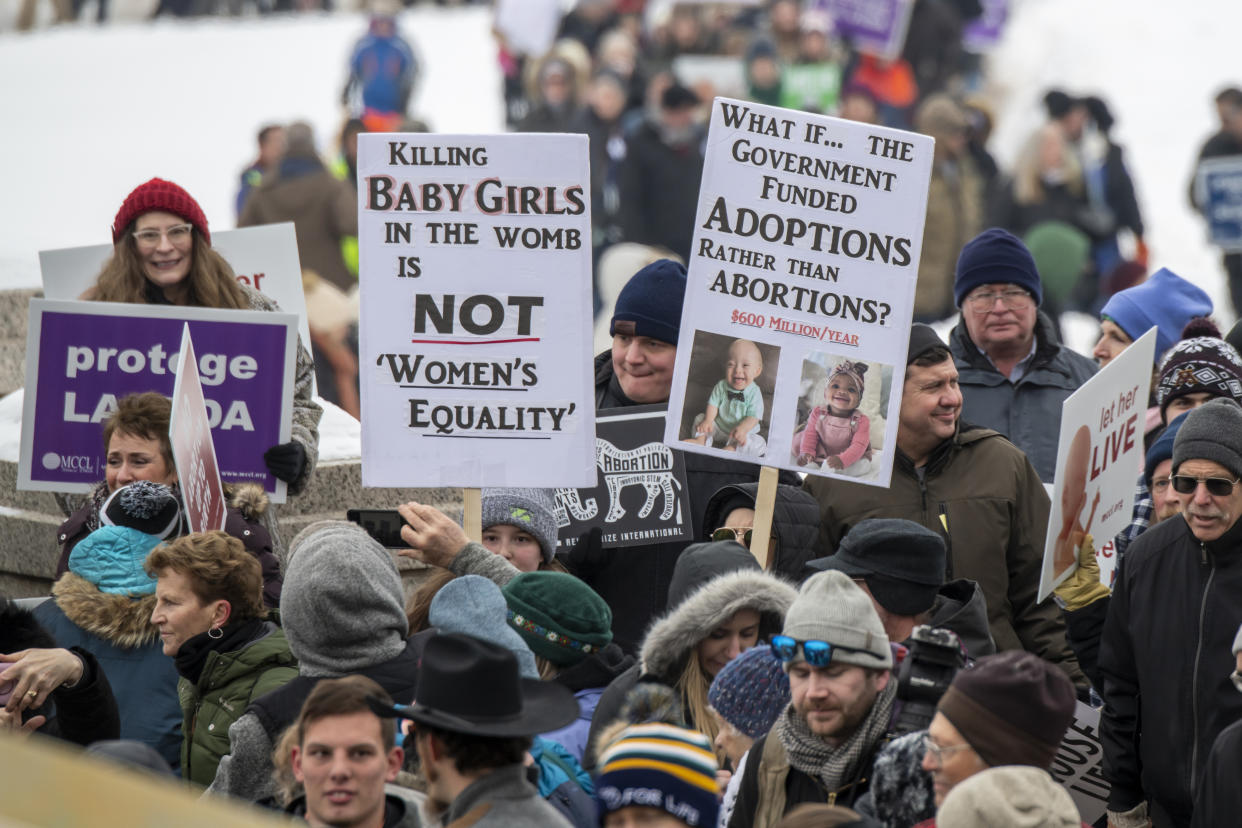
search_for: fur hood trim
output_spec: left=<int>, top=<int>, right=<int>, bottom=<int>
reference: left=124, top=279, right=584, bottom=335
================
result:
left=225, top=483, right=269, bottom=521
left=639, top=569, right=797, bottom=680
left=53, top=572, right=161, bottom=648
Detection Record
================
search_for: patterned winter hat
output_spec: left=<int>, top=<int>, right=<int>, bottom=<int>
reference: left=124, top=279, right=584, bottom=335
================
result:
left=70, top=481, right=181, bottom=596
left=707, top=646, right=790, bottom=739
left=100, top=481, right=181, bottom=539
left=480, top=487, right=559, bottom=562
left=829, top=360, right=868, bottom=396
left=112, top=178, right=210, bottom=245
left=1155, top=336, right=1242, bottom=421
left=502, top=571, right=613, bottom=667
left=596, top=722, right=720, bottom=828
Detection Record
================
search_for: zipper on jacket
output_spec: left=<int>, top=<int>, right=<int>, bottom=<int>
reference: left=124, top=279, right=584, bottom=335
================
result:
left=1189, top=542, right=1215, bottom=791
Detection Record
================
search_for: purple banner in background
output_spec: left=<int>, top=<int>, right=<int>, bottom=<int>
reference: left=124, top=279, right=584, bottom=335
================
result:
left=24, top=304, right=294, bottom=495
left=963, top=0, right=1009, bottom=53
left=815, top=0, right=913, bottom=61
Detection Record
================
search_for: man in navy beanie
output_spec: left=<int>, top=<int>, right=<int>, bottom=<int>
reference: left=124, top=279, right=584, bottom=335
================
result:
left=948, top=227, right=1097, bottom=482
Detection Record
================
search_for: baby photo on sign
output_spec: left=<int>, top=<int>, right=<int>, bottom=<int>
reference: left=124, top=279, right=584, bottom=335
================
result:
left=792, top=352, right=894, bottom=481
left=679, top=330, right=780, bottom=458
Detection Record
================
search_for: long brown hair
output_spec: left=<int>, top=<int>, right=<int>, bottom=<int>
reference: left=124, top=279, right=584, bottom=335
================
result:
left=90, top=229, right=248, bottom=309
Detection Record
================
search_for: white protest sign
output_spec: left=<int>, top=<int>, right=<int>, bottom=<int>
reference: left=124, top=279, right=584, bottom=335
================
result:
left=169, top=324, right=228, bottom=533
left=357, top=133, right=595, bottom=488
left=664, top=97, right=933, bottom=488
left=1048, top=701, right=1109, bottom=825
left=1039, top=327, right=1157, bottom=600
left=39, top=223, right=314, bottom=367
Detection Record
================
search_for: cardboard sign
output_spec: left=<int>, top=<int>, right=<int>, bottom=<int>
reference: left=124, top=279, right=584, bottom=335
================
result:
left=20, top=299, right=297, bottom=501
left=1039, top=328, right=1157, bottom=600
left=1194, top=156, right=1242, bottom=252
left=663, top=98, right=933, bottom=488
left=356, top=133, right=595, bottom=488
left=39, top=223, right=315, bottom=366
left=1048, top=701, right=1108, bottom=825
left=812, top=0, right=915, bottom=61
left=553, top=406, right=692, bottom=550
left=169, top=324, right=227, bottom=532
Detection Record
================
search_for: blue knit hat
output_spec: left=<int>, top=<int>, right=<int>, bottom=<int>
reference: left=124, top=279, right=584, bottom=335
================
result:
left=1145, top=412, right=1189, bottom=490
left=707, top=646, right=790, bottom=740
left=1101, top=268, right=1213, bottom=363
left=954, top=228, right=1042, bottom=307
left=610, top=259, right=687, bottom=345
left=429, top=575, right=539, bottom=679
left=68, top=481, right=181, bottom=596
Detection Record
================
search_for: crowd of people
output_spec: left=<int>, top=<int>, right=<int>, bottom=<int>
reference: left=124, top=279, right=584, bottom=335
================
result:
left=4, top=2, right=1242, bottom=828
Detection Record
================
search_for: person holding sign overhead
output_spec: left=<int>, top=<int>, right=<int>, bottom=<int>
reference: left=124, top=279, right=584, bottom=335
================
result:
left=86, top=177, right=321, bottom=498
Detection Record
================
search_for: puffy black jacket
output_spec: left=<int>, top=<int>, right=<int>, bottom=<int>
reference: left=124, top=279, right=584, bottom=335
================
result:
left=701, top=482, right=823, bottom=582
left=1099, top=515, right=1242, bottom=825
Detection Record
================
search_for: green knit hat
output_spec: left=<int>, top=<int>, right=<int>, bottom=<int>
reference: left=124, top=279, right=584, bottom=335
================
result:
left=502, top=572, right=613, bottom=666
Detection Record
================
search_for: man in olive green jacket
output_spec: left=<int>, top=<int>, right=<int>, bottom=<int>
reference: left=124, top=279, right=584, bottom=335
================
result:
left=804, top=324, right=1085, bottom=688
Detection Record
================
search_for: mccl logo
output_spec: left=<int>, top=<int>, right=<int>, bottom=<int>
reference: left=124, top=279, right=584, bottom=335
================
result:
left=42, top=452, right=94, bottom=474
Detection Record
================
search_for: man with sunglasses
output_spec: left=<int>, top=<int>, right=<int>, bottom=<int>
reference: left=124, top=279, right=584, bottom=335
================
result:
left=947, top=227, right=1097, bottom=483
left=1100, top=398, right=1242, bottom=828
left=729, top=570, right=895, bottom=827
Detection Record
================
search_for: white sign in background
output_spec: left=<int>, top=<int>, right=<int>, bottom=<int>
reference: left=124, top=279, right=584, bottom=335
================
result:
left=1039, top=327, right=1157, bottom=601
left=356, top=133, right=596, bottom=488
left=664, top=97, right=933, bottom=488
left=39, top=223, right=314, bottom=370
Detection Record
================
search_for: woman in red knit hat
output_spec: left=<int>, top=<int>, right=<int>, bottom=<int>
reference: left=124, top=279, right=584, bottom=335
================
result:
left=84, top=178, right=321, bottom=497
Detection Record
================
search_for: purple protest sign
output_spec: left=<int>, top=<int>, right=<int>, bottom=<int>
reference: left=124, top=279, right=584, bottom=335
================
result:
left=963, top=0, right=1010, bottom=53
left=19, top=300, right=297, bottom=501
left=814, top=0, right=914, bottom=61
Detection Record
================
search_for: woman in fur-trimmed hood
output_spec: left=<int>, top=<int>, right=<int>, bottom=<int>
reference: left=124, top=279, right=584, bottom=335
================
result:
left=585, top=541, right=797, bottom=768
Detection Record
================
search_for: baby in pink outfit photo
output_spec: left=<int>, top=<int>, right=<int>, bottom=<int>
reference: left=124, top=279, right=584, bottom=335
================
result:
left=795, top=359, right=874, bottom=475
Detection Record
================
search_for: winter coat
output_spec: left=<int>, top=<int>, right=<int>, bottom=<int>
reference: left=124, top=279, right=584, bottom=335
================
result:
left=925, top=579, right=996, bottom=659
left=949, top=311, right=1098, bottom=482
left=1191, top=718, right=1242, bottom=828
left=1063, top=594, right=1109, bottom=692
left=701, top=482, right=824, bottom=582
left=915, top=157, right=984, bottom=321
left=177, top=621, right=297, bottom=786
left=436, top=764, right=573, bottom=828
left=210, top=637, right=420, bottom=802
left=346, top=31, right=417, bottom=115
left=586, top=564, right=797, bottom=769
left=804, top=424, right=1086, bottom=688
left=530, top=736, right=596, bottom=828
left=286, top=793, right=420, bottom=828
left=543, top=642, right=635, bottom=765
left=1, top=601, right=120, bottom=748
left=239, top=155, right=358, bottom=293
left=1099, top=514, right=1242, bottom=825
left=616, top=117, right=705, bottom=261
left=56, top=482, right=284, bottom=608
left=34, top=574, right=181, bottom=766
left=569, top=353, right=796, bottom=654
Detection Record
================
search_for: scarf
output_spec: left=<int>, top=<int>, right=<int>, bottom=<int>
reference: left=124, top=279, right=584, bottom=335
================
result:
left=775, top=679, right=897, bottom=793
left=174, top=616, right=266, bottom=686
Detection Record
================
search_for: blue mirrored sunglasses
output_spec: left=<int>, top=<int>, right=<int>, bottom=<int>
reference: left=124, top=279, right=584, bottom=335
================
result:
left=770, top=634, right=872, bottom=667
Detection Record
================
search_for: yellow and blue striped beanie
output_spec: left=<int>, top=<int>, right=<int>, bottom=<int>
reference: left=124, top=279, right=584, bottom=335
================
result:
left=596, top=722, right=719, bottom=827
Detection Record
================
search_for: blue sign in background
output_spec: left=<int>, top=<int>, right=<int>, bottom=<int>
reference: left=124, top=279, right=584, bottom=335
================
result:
left=1198, top=160, right=1242, bottom=251
left=28, top=308, right=291, bottom=493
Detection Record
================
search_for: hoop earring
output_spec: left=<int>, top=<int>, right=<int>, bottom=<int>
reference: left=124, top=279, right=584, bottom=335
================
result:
left=208, top=626, right=224, bottom=640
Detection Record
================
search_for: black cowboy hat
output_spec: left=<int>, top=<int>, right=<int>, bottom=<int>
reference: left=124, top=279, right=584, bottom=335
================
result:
left=367, top=632, right=578, bottom=737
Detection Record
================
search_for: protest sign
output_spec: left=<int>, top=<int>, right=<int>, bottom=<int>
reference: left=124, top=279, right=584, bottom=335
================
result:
left=356, top=133, right=595, bottom=488
left=552, top=406, right=692, bottom=551
left=1194, top=157, right=1242, bottom=252
left=169, top=324, right=228, bottom=533
left=1048, top=701, right=1108, bottom=825
left=962, top=0, right=1010, bottom=53
left=20, top=299, right=297, bottom=501
left=39, top=223, right=315, bottom=362
left=663, top=98, right=933, bottom=488
left=813, top=0, right=914, bottom=61
left=1039, top=328, right=1157, bottom=600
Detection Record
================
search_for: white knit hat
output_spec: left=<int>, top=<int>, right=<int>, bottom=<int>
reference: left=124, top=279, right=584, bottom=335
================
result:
left=781, top=570, right=892, bottom=670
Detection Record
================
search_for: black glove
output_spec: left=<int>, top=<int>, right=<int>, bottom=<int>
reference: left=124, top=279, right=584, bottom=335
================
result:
left=564, top=526, right=607, bottom=579
left=263, top=442, right=306, bottom=485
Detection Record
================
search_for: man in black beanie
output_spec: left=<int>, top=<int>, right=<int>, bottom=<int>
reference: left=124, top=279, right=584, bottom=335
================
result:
left=806, top=323, right=1085, bottom=689
left=1100, top=397, right=1242, bottom=828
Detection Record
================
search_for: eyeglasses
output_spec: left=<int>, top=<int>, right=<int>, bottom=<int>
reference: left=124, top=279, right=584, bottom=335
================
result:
left=770, top=634, right=873, bottom=668
left=964, top=288, right=1032, bottom=312
left=1170, top=475, right=1241, bottom=496
left=922, top=734, right=975, bottom=765
left=132, top=224, right=193, bottom=248
left=1151, top=477, right=1171, bottom=494
left=712, top=527, right=754, bottom=547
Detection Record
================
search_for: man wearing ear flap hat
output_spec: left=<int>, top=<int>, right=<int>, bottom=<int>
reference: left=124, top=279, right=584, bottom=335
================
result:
left=376, top=632, right=578, bottom=828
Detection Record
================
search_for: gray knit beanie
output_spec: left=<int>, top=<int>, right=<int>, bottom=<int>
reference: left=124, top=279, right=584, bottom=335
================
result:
left=1172, top=397, right=1242, bottom=481
left=781, top=570, right=892, bottom=670
left=429, top=575, right=539, bottom=679
left=281, top=520, right=408, bottom=676
left=481, top=487, right=559, bottom=562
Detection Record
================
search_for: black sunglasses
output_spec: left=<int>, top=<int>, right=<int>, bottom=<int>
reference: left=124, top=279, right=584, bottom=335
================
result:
left=1171, top=475, right=1240, bottom=497
left=712, top=527, right=754, bottom=546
